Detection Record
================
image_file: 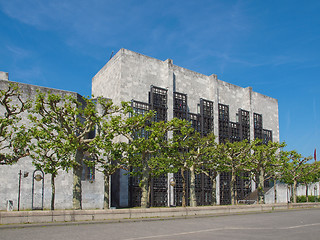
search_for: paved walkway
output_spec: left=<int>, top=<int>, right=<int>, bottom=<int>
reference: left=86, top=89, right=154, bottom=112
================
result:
left=1, top=202, right=320, bottom=227
left=1, top=208, right=320, bottom=240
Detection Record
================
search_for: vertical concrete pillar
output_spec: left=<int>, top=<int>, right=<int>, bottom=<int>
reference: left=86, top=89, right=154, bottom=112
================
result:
left=210, top=74, right=220, bottom=205
left=216, top=174, right=220, bottom=205
left=165, top=59, right=175, bottom=206
left=247, top=87, right=254, bottom=142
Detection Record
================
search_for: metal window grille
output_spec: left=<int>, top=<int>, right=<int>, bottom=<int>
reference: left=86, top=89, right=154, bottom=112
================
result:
left=236, top=172, right=251, bottom=200
left=254, top=113, right=263, bottom=140
left=188, top=112, right=201, bottom=133
left=229, top=122, right=240, bottom=142
left=174, top=170, right=190, bottom=206
left=149, top=86, right=168, bottom=122
left=220, top=171, right=251, bottom=205
left=129, top=174, right=141, bottom=207
left=150, top=174, right=168, bottom=207
left=218, top=104, right=229, bottom=143
left=218, top=105, right=253, bottom=205
left=131, top=100, right=150, bottom=115
left=131, top=100, right=150, bottom=139
left=195, top=172, right=213, bottom=206
left=238, top=109, right=250, bottom=141
left=200, top=99, right=214, bottom=136
left=220, top=172, right=231, bottom=205
left=173, top=92, right=188, bottom=119
left=263, top=129, right=272, bottom=144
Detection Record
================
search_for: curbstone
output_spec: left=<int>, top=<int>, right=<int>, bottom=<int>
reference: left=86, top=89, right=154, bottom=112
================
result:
left=1, top=202, right=320, bottom=226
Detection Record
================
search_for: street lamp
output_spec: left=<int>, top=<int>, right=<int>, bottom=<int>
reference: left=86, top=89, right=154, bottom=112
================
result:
left=169, top=177, right=176, bottom=207
left=32, top=170, right=44, bottom=210
left=18, top=170, right=29, bottom=211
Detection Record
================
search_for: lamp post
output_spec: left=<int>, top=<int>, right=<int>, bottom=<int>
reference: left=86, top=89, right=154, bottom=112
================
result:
left=32, top=170, right=44, bottom=210
left=18, top=170, right=29, bottom=211
left=169, top=177, right=176, bottom=207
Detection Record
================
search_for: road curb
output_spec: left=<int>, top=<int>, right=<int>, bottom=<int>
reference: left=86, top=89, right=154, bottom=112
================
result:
left=1, top=202, right=319, bottom=227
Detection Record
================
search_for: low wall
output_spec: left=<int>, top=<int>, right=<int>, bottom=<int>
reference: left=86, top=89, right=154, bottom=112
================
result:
left=1, top=203, right=320, bottom=225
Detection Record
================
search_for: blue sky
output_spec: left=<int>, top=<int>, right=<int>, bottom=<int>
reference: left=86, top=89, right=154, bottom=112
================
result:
left=0, top=0, right=319, bottom=158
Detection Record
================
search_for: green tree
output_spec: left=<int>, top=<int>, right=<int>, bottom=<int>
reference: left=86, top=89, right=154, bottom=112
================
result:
left=121, top=110, right=171, bottom=208
left=215, top=140, right=251, bottom=205
left=188, top=132, right=217, bottom=207
left=280, top=150, right=319, bottom=203
left=250, top=140, right=285, bottom=204
left=28, top=127, right=75, bottom=210
left=167, top=118, right=195, bottom=207
left=29, top=91, right=124, bottom=209
left=167, top=118, right=217, bottom=207
left=0, top=83, right=31, bottom=165
left=90, top=104, right=133, bottom=209
left=299, top=163, right=320, bottom=202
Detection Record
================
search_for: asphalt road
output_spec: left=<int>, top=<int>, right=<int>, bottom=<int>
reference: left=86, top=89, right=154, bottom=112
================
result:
left=1, top=209, right=320, bottom=240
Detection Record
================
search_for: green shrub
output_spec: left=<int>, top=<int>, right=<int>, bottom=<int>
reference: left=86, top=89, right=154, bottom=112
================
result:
left=296, top=195, right=319, bottom=202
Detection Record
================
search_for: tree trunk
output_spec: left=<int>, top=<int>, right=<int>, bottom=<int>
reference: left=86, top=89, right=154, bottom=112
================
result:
left=235, top=180, right=238, bottom=205
left=274, top=179, right=277, bottom=204
left=140, top=168, right=150, bottom=208
left=148, top=177, right=151, bottom=206
left=257, top=168, right=265, bottom=204
left=211, top=172, right=217, bottom=205
left=73, top=150, right=83, bottom=210
left=293, top=180, right=297, bottom=203
left=51, top=174, right=55, bottom=210
left=103, top=173, right=109, bottom=209
left=305, top=183, right=309, bottom=202
left=190, top=165, right=197, bottom=207
left=230, top=168, right=236, bottom=205
left=181, top=168, right=186, bottom=207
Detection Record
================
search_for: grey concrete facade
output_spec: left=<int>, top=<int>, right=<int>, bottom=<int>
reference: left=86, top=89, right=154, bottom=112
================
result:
left=0, top=77, right=105, bottom=210
left=92, top=49, right=280, bottom=207
left=92, top=49, right=279, bottom=143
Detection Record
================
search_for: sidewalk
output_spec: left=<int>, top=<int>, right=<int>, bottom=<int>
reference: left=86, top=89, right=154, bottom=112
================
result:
left=1, top=202, right=319, bottom=226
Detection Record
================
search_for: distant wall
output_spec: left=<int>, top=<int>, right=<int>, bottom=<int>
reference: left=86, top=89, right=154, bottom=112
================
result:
left=265, top=182, right=320, bottom=204
left=0, top=80, right=104, bottom=210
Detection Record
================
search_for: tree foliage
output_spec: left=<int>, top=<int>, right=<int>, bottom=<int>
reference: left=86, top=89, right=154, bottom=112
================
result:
left=120, top=109, right=172, bottom=208
left=280, top=150, right=320, bottom=203
left=167, top=118, right=217, bottom=207
left=215, top=140, right=252, bottom=205
left=28, top=91, right=127, bottom=209
left=250, top=140, right=286, bottom=203
left=0, top=83, right=30, bottom=165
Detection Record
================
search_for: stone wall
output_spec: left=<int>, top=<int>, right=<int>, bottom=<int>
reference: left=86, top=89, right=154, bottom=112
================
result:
left=0, top=79, right=104, bottom=210
left=265, top=182, right=320, bottom=204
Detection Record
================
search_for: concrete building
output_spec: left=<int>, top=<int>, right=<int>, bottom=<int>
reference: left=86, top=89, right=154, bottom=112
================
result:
left=92, top=49, right=279, bottom=207
left=1, top=48, right=302, bottom=210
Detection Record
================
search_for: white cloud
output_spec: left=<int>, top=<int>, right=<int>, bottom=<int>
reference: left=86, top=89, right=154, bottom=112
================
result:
left=6, top=45, right=31, bottom=59
left=0, top=0, right=250, bottom=56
